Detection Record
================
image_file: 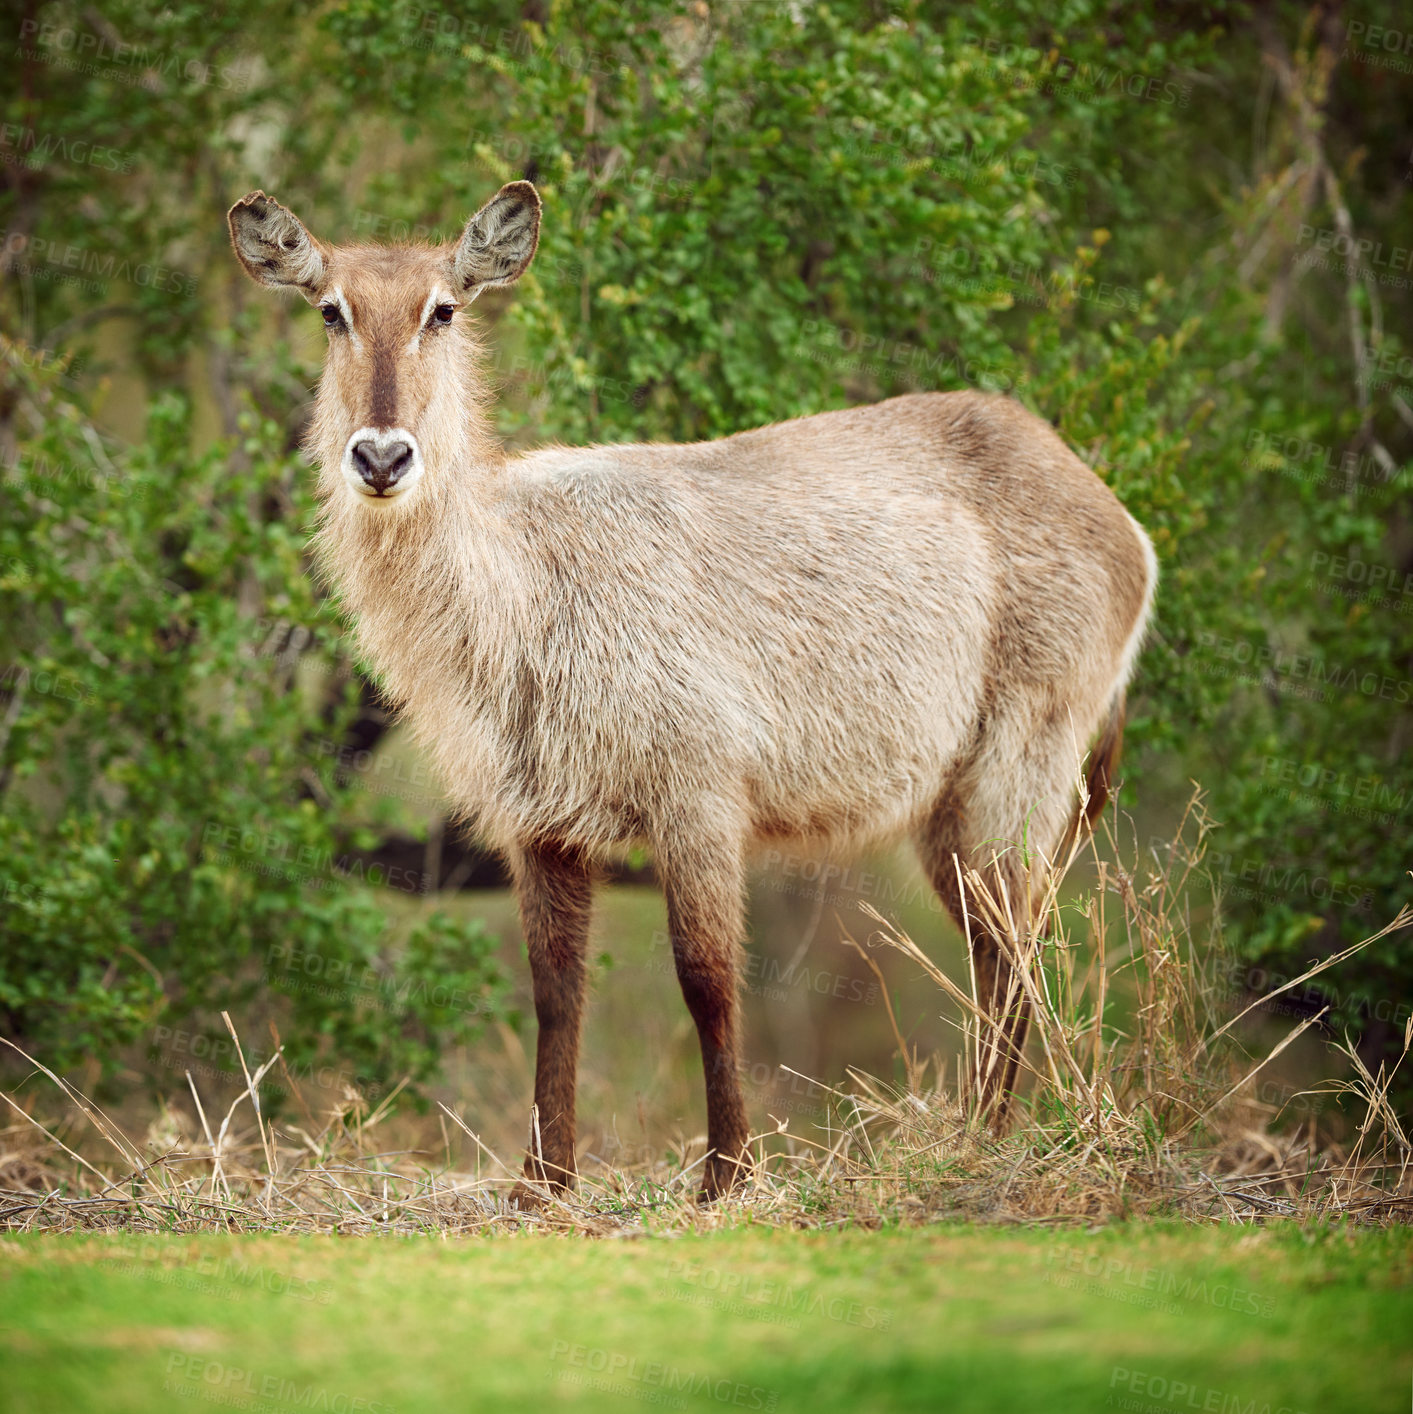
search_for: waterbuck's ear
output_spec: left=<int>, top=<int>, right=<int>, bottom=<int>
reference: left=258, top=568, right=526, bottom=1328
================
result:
left=450, top=181, right=540, bottom=296
left=227, top=191, right=329, bottom=298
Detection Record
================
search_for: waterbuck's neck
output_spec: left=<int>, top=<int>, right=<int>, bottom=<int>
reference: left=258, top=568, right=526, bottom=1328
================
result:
left=309, top=385, right=531, bottom=714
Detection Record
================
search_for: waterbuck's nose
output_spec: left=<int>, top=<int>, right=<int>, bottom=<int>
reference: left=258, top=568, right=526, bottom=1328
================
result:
left=351, top=436, right=414, bottom=494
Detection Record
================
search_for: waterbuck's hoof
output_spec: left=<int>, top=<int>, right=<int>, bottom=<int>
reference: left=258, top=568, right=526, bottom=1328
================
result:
left=697, top=1152, right=752, bottom=1204
left=507, top=1179, right=555, bottom=1211
left=508, top=1165, right=576, bottom=1211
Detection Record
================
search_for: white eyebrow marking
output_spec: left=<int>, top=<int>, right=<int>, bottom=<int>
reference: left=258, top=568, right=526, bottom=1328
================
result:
left=324, top=285, right=361, bottom=350
left=405, top=288, right=456, bottom=355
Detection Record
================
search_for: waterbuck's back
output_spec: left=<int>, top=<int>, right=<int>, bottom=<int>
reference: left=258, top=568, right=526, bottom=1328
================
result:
left=413, top=389, right=1154, bottom=856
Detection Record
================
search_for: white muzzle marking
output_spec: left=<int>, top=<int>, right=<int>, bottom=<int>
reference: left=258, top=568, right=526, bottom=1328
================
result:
left=340, top=426, right=425, bottom=501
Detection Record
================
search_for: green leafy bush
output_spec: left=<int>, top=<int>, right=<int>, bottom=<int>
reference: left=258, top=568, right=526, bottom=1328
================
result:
left=0, top=354, right=511, bottom=1093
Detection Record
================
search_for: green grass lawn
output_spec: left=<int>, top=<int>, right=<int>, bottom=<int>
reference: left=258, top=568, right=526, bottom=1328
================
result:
left=3, top=1224, right=1408, bottom=1413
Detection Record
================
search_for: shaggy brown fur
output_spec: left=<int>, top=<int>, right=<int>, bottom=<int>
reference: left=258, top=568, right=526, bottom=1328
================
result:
left=229, top=183, right=1158, bottom=1201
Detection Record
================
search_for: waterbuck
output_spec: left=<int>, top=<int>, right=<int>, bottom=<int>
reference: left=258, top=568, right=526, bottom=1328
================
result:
left=228, top=180, right=1157, bottom=1202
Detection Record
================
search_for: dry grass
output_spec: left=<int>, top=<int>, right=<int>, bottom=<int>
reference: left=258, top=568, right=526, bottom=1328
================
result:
left=2, top=789, right=1410, bottom=1236
left=837, top=787, right=1412, bottom=1225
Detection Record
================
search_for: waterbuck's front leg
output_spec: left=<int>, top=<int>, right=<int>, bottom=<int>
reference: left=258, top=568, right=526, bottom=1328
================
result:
left=508, top=838, right=592, bottom=1207
left=659, top=836, right=752, bottom=1201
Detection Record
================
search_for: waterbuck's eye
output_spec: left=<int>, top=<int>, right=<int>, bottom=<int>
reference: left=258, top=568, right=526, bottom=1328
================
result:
left=430, top=303, right=455, bottom=327
left=320, top=304, right=342, bottom=328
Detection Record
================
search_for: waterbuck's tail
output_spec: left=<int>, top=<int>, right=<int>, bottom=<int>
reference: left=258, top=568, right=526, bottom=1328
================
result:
left=1060, top=692, right=1125, bottom=857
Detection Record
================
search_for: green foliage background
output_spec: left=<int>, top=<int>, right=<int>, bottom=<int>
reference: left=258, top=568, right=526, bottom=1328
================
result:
left=1, top=0, right=1409, bottom=1092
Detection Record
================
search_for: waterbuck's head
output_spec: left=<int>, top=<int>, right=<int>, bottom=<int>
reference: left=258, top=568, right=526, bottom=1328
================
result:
left=227, top=182, right=540, bottom=506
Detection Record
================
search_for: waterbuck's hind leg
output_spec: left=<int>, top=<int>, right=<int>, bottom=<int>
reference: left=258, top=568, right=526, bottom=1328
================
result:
left=914, top=778, right=1067, bottom=1125
left=920, top=708, right=1124, bottom=1119
left=968, top=929, right=1032, bottom=1120
left=918, top=836, right=1032, bottom=1120
left=659, top=836, right=752, bottom=1200
left=508, top=838, right=592, bottom=1207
